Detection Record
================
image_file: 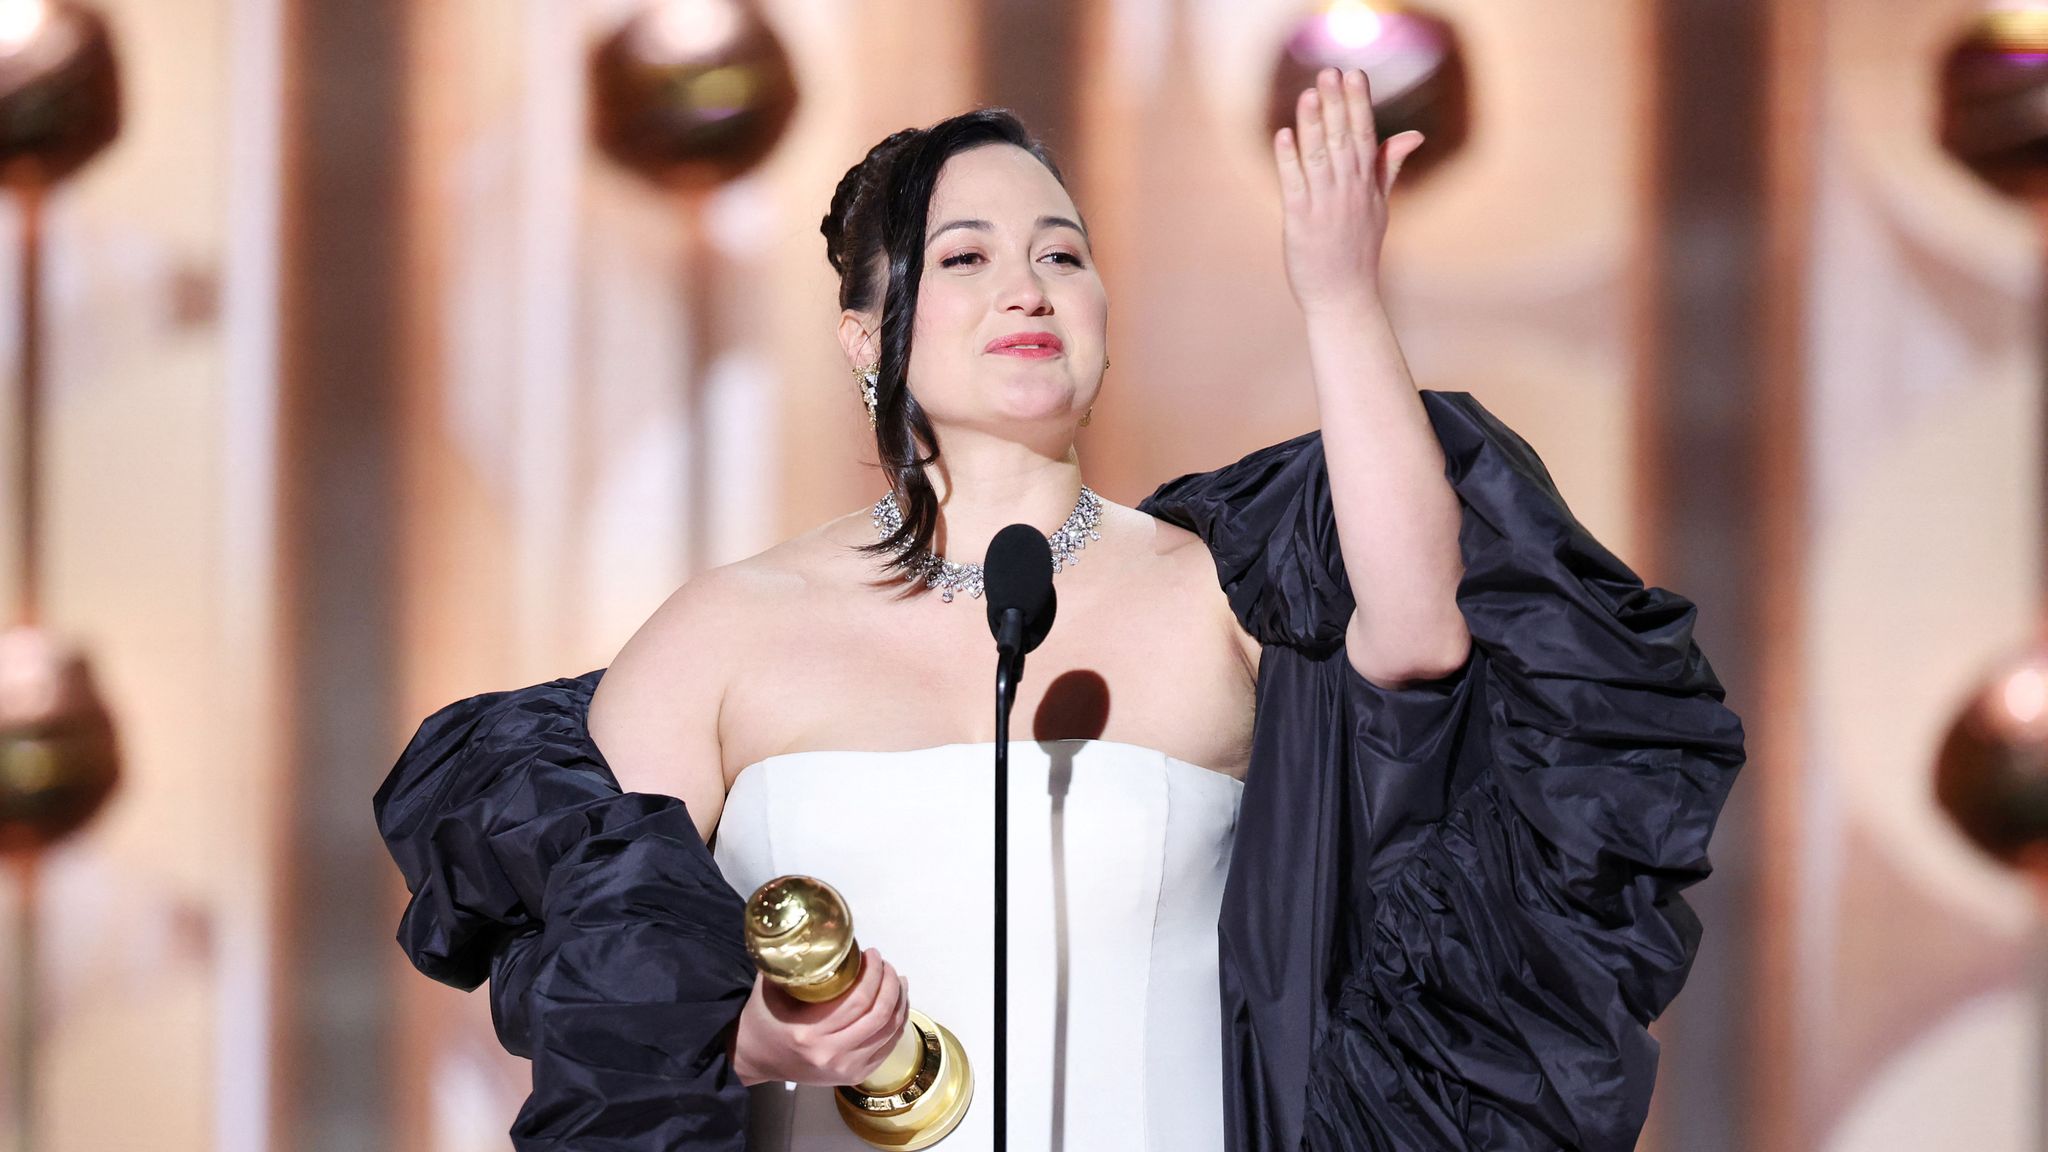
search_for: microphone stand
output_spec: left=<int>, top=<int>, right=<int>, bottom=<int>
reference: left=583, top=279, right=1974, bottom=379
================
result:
left=984, top=521, right=1052, bottom=1152
left=991, top=607, right=1025, bottom=1152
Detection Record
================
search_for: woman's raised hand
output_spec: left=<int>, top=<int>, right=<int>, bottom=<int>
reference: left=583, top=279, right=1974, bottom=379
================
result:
left=1272, top=67, right=1425, bottom=314
left=731, top=947, right=912, bottom=1087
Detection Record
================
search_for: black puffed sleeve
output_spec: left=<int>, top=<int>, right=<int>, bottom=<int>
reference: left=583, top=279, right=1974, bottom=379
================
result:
left=373, top=670, right=755, bottom=1150
left=1138, top=427, right=1356, bottom=653
left=1140, top=390, right=1746, bottom=1152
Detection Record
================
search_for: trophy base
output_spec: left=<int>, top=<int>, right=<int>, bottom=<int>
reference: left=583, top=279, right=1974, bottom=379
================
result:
left=833, top=1008, right=974, bottom=1150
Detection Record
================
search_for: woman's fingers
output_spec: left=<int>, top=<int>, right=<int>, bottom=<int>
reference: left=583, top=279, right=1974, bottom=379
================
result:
left=849, top=967, right=910, bottom=1081
left=1276, top=67, right=1403, bottom=306
left=1382, top=130, right=1425, bottom=196
left=1273, top=127, right=1307, bottom=207
left=1294, top=68, right=1385, bottom=195
left=1318, top=68, right=1352, bottom=166
left=1295, top=85, right=1328, bottom=179
left=820, top=948, right=887, bottom=1035
left=1344, top=69, right=1377, bottom=167
left=864, top=964, right=904, bottom=1046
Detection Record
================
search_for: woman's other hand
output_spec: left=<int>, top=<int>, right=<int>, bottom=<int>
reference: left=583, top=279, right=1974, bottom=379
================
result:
left=1272, top=66, right=1425, bottom=314
left=731, top=947, right=912, bottom=1087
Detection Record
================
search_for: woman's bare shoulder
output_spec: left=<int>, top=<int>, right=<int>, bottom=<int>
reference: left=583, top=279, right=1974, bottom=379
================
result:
left=1124, top=499, right=1261, bottom=674
left=1127, top=502, right=1207, bottom=559
left=629, top=509, right=872, bottom=652
left=587, top=509, right=870, bottom=827
left=1114, top=499, right=1219, bottom=590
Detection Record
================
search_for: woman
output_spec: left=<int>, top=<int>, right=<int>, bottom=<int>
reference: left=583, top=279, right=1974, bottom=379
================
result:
left=377, top=69, right=1746, bottom=1152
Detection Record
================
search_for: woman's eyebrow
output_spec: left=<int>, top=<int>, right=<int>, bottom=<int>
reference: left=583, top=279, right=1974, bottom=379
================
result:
left=926, top=215, right=1089, bottom=246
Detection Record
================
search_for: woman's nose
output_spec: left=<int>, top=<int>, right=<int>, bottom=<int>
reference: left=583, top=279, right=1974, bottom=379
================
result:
left=996, top=267, right=1053, bottom=314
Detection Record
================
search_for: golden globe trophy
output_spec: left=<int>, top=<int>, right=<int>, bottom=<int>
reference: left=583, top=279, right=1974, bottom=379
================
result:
left=743, top=875, right=972, bottom=1150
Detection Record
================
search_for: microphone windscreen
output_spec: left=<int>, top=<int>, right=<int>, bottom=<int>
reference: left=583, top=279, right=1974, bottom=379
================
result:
left=984, top=524, right=1057, bottom=653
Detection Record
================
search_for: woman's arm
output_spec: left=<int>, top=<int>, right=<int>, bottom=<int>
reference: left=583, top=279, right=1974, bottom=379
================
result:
left=1141, top=392, right=1746, bottom=1150
left=587, top=568, right=738, bottom=846
left=1272, top=67, right=1468, bottom=690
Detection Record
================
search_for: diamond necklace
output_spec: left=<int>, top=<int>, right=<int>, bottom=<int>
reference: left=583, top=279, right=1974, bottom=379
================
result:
left=870, top=484, right=1104, bottom=602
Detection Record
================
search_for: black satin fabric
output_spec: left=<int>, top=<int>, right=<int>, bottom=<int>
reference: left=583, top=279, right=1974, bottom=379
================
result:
left=1139, top=390, right=1744, bottom=1152
left=372, top=673, right=754, bottom=1148
left=373, top=388, right=1744, bottom=1151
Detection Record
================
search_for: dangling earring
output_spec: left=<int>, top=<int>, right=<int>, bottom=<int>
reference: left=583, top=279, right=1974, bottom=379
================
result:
left=853, top=363, right=879, bottom=428
left=1078, top=355, right=1106, bottom=427
left=1079, top=355, right=1105, bottom=427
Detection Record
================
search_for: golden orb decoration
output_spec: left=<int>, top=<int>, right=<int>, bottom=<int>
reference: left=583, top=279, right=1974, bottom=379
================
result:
left=0, top=625, right=116, bottom=854
left=1938, top=3, right=2048, bottom=198
left=0, top=0, right=118, bottom=183
left=589, top=0, right=798, bottom=192
left=1934, top=643, right=2048, bottom=868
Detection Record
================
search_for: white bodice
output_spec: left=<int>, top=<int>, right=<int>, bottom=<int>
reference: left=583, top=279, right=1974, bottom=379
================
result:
left=710, top=739, right=1244, bottom=1152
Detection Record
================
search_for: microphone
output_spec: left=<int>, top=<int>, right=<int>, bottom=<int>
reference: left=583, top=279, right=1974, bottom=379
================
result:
left=982, top=522, right=1056, bottom=1152
left=984, top=523, right=1057, bottom=670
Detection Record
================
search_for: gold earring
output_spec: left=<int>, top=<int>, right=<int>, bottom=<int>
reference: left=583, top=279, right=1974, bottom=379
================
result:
left=1080, top=407, right=1093, bottom=427
left=852, top=362, right=879, bottom=428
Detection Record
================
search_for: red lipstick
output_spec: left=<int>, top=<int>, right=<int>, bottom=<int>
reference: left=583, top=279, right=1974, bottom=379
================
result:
left=985, top=331, right=1064, bottom=358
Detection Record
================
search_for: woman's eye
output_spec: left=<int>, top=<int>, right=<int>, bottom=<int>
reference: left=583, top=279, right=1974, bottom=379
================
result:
left=938, top=251, right=1084, bottom=269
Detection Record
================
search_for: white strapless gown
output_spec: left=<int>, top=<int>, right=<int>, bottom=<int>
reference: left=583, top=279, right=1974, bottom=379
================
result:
left=711, top=739, right=1244, bottom=1152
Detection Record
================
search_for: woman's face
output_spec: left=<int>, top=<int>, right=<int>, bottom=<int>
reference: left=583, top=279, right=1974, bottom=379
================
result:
left=855, top=143, right=1108, bottom=444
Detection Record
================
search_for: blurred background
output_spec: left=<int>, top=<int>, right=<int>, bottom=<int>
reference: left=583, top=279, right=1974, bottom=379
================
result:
left=0, top=0, right=2035, bottom=1148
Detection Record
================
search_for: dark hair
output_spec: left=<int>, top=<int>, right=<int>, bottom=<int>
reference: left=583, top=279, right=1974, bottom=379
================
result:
left=820, top=107, right=1069, bottom=581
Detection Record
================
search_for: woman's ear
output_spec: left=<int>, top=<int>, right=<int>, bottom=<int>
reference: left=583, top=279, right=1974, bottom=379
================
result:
left=838, top=310, right=877, bottom=369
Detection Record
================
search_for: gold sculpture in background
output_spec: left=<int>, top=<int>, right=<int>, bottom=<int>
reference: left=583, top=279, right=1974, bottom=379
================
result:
left=587, top=0, right=800, bottom=573
left=0, top=0, right=116, bottom=183
left=1940, top=2, right=2048, bottom=197
left=0, top=629, right=116, bottom=855
left=1936, top=650, right=2048, bottom=872
left=0, top=0, right=121, bottom=852
left=589, top=0, right=799, bottom=192
left=1934, top=6, right=2048, bottom=876
left=745, top=875, right=974, bottom=1151
left=0, top=6, right=121, bottom=1152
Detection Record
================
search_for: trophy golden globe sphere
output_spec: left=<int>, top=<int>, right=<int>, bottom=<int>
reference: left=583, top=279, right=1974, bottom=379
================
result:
left=744, top=875, right=973, bottom=1151
left=589, top=0, right=798, bottom=192
left=1934, top=643, right=2048, bottom=869
left=1266, top=0, right=1466, bottom=187
left=1939, top=4, right=2048, bottom=198
left=745, top=873, right=862, bottom=1002
left=0, top=1, right=119, bottom=183
left=0, top=625, right=117, bottom=854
